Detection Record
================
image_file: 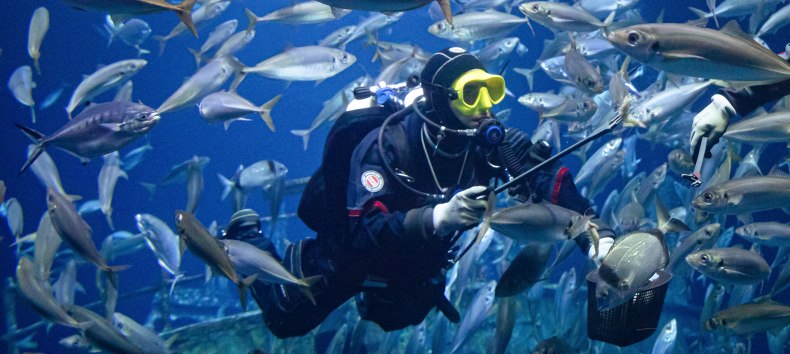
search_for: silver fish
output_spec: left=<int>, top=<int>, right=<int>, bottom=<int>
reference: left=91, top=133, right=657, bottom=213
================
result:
left=112, top=312, right=171, bottom=354
left=104, top=17, right=152, bottom=57
left=475, top=37, right=521, bottom=69
left=318, top=25, right=356, bottom=48
left=667, top=223, right=721, bottom=273
left=668, top=148, right=694, bottom=175
left=249, top=1, right=350, bottom=25
left=449, top=280, right=496, bottom=353
left=374, top=55, right=425, bottom=87
left=77, top=199, right=102, bottom=215
left=563, top=37, right=604, bottom=94
left=687, top=247, right=770, bottom=285
left=578, top=0, right=640, bottom=19
left=291, top=76, right=371, bottom=150
left=60, top=0, right=198, bottom=37
left=428, top=11, right=527, bottom=43
left=221, top=239, right=319, bottom=303
left=756, top=3, right=790, bottom=38
left=541, top=95, right=598, bottom=122
left=635, top=163, right=667, bottom=205
left=175, top=211, right=256, bottom=309
left=518, top=91, right=567, bottom=113
left=607, top=22, right=790, bottom=84
left=100, top=230, right=147, bottom=261
left=343, top=12, right=404, bottom=47
left=633, top=80, right=712, bottom=127
left=243, top=46, right=356, bottom=82
left=3, top=198, right=24, bottom=240
left=121, top=142, right=152, bottom=171
left=135, top=213, right=183, bottom=291
left=704, top=300, right=790, bottom=336
left=157, top=56, right=241, bottom=114
left=520, top=1, right=611, bottom=33
left=66, top=59, right=147, bottom=117
left=65, top=304, right=145, bottom=354
left=27, top=145, right=69, bottom=196
left=723, top=110, right=790, bottom=144
left=318, top=0, right=450, bottom=24
left=53, top=259, right=82, bottom=306
left=652, top=319, right=677, bottom=354
left=8, top=66, right=36, bottom=123
left=27, top=7, right=49, bottom=74
left=736, top=222, right=790, bottom=248
left=47, top=188, right=128, bottom=273
left=689, top=0, right=783, bottom=27
left=372, top=41, right=431, bottom=67
left=188, top=19, right=237, bottom=67
left=99, top=152, right=127, bottom=230
left=17, top=101, right=160, bottom=173
left=41, top=84, right=66, bottom=110
left=208, top=27, right=256, bottom=64
left=33, top=212, right=61, bottom=280
left=490, top=203, right=595, bottom=244
left=531, top=119, right=561, bottom=150
left=154, top=0, right=230, bottom=54
left=198, top=91, right=281, bottom=131
left=575, top=137, right=622, bottom=187
left=218, top=160, right=288, bottom=200
left=692, top=174, right=790, bottom=215
left=16, top=257, right=85, bottom=329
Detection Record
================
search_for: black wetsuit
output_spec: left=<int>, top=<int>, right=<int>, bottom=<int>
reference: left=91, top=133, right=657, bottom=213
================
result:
left=233, top=106, right=592, bottom=338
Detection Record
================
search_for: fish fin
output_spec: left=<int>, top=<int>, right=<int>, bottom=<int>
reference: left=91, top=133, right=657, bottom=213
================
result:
left=152, top=35, right=168, bottom=57
left=74, top=281, right=86, bottom=294
left=217, top=173, right=235, bottom=201
left=175, top=0, right=198, bottom=37
left=768, top=165, right=790, bottom=177
left=244, top=8, right=259, bottom=33
left=475, top=191, right=495, bottom=244
left=204, top=265, right=212, bottom=284
left=330, top=7, right=346, bottom=19
left=169, top=273, right=184, bottom=296
left=105, top=209, right=114, bottom=230
left=661, top=52, right=709, bottom=61
left=238, top=274, right=258, bottom=310
left=737, top=214, right=753, bottom=225
left=437, top=0, right=453, bottom=25
left=106, top=264, right=130, bottom=274
left=139, top=182, right=156, bottom=200
left=602, top=10, right=616, bottom=36
left=187, top=48, right=202, bottom=69
left=512, top=67, right=535, bottom=91
left=720, top=20, right=756, bottom=43
left=707, top=0, right=719, bottom=28
left=298, top=275, right=322, bottom=305
left=16, top=124, right=46, bottom=175
left=290, top=129, right=311, bottom=151
left=259, top=94, right=281, bottom=132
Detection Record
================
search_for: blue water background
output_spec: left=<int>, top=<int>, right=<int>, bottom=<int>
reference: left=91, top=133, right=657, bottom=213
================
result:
left=0, top=0, right=789, bottom=352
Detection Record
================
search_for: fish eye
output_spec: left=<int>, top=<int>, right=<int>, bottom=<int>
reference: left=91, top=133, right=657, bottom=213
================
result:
left=341, top=54, right=349, bottom=64
left=700, top=253, right=709, bottom=264
left=707, top=319, right=718, bottom=329
left=437, top=23, right=446, bottom=31
left=531, top=4, right=539, bottom=11
left=703, top=193, right=713, bottom=202
left=723, top=192, right=729, bottom=199
left=627, top=32, right=640, bottom=45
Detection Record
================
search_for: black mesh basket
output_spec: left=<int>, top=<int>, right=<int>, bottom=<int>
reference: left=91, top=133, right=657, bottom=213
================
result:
left=586, top=270, right=672, bottom=347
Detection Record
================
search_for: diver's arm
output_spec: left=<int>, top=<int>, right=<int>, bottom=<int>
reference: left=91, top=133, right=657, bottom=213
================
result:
left=718, top=78, right=790, bottom=116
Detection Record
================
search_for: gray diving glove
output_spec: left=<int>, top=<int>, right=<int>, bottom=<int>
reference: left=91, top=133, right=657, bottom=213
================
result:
left=690, top=94, right=735, bottom=160
left=432, top=186, right=488, bottom=236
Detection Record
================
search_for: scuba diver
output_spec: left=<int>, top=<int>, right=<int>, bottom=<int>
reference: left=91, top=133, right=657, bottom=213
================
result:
left=690, top=52, right=790, bottom=159
left=223, top=47, right=613, bottom=338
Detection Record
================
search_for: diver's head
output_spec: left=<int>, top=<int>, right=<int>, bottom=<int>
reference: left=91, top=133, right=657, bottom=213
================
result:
left=420, top=47, right=505, bottom=129
left=225, top=208, right=261, bottom=238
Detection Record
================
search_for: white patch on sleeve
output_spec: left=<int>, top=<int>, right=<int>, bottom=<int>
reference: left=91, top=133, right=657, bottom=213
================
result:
left=361, top=170, right=384, bottom=193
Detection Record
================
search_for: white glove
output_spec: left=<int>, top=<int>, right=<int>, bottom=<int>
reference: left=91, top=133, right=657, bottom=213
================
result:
left=432, top=186, right=489, bottom=236
left=588, top=237, right=615, bottom=267
left=689, top=94, right=734, bottom=160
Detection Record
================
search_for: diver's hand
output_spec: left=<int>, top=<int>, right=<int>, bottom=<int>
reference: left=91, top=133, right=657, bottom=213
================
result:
left=690, top=94, right=734, bottom=160
left=588, top=237, right=615, bottom=267
left=433, top=186, right=488, bottom=236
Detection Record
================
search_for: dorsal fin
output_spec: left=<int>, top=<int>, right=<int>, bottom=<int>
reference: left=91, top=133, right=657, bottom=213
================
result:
left=768, top=165, right=790, bottom=178
left=720, top=20, right=753, bottom=42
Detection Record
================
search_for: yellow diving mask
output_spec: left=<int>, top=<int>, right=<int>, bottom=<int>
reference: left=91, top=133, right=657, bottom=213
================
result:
left=450, top=69, right=505, bottom=116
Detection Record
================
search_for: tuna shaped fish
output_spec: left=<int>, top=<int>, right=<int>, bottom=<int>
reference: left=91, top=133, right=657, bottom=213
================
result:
left=686, top=247, right=770, bottom=285
left=318, top=25, right=356, bottom=48
left=667, top=223, right=721, bottom=273
left=64, top=304, right=146, bottom=354
left=27, top=7, right=49, bottom=74
left=100, top=231, right=147, bottom=261
left=8, top=66, right=36, bottom=123
left=248, top=1, right=350, bottom=25
left=607, top=21, right=790, bottom=84
left=112, top=312, right=172, bottom=354
left=27, top=145, right=72, bottom=198
left=652, top=319, right=677, bottom=354
left=736, top=222, right=790, bottom=247
left=99, top=152, right=127, bottom=230
left=33, top=212, right=61, bottom=280
left=243, top=46, right=356, bottom=82
left=428, top=11, right=528, bottom=43
left=199, top=18, right=257, bottom=67
left=135, top=213, right=183, bottom=294
left=16, top=101, right=160, bottom=174
left=121, top=142, right=152, bottom=172
left=154, top=0, right=230, bottom=55
left=103, top=17, right=152, bottom=57
left=66, top=59, right=147, bottom=117
left=220, top=239, right=320, bottom=304
left=490, top=203, right=599, bottom=253
left=59, top=0, right=198, bottom=37
left=46, top=188, right=129, bottom=274
left=692, top=172, right=790, bottom=215
left=188, top=19, right=237, bottom=67
left=175, top=211, right=256, bottom=309
left=157, top=55, right=241, bottom=114
left=703, top=300, right=790, bottom=336
left=16, top=257, right=87, bottom=329
left=217, top=160, right=288, bottom=200
left=52, top=260, right=83, bottom=306
left=198, top=91, right=281, bottom=131
left=722, top=110, right=790, bottom=144
left=519, top=1, right=613, bottom=33
left=450, top=280, right=496, bottom=353
left=316, top=0, right=452, bottom=24
left=114, top=80, right=134, bottom=103
left=562, top=36, right=604, bottom=94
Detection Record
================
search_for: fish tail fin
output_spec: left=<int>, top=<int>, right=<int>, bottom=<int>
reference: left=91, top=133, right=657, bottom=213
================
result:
left=217, top=173, right=235, bottom=201
left=244, top=8, right=258, bottom=33
left=140, top=182, right=157, bottom=200
left=187, top=48, right=202, bottom=69
left=175, top=0, right=198, bottom=37
left=298, top=275, right=322, bottom=306
left=106, top=264, right=130, bottom=274
left=135, top=46, right=150, bottom=57
left=688, top=7, right=709, bottom=21
left=602, top=10, right=616, bottom=36
left=102, top=19, right=115, bottom=47
left=104, top=208, right=114, bottom=230
left=258, top=94, right=281, bottom=132
left=153, top=35, right=168, bottom=57
left=15, top=123, right=46, bottom=175
left=169, top=273, right=184, bottom=296
left=512, top=67, right=535, bottom=91
left=656, top=196, right=690, bottom=235
left=238, top=274, right=258, bottom=310
left=290, top=129, right=311, bottom=151
left=706, top=0, right=719, bottom=28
